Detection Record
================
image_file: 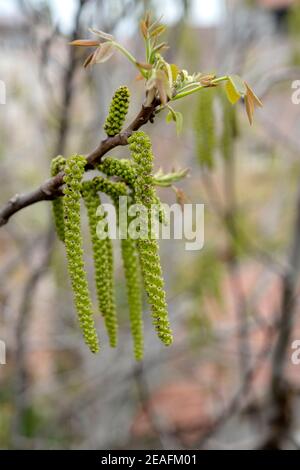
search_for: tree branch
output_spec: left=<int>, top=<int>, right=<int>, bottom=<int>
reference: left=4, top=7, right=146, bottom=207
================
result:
left=0, top=98, right=159, bottom=227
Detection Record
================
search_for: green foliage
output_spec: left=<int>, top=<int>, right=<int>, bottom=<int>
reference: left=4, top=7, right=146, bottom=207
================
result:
left=128, top=131, right=173, bottom=346
left=104, top=86, right=130, bottom=137
left=63, top=155, right=100, bottom=353
left=50, top=156, right=66, bottom=241
left=194, top=87, right=216, bottom=169
left=82, top=182, right=118, bottom=347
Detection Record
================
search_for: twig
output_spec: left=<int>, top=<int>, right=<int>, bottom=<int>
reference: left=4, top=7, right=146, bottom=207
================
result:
left=0, top=99, right=159, bottom=227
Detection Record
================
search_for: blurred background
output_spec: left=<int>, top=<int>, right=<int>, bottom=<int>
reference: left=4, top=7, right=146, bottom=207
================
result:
left=1, top=0, right=300, bottom=450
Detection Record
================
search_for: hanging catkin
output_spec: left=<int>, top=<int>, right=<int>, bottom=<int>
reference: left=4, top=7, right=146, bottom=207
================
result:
left=91, top=175, right=144, bottom=358
left=50, top=156, right=66, bottom=242
left=121, top=236, right=144, bottom=360
left=194, top=87, right=215, bottom=168
left=104, top=86, right=130, bottom=137
left=82, top=181, right=118, bottom=347
left=98, top=157, right=137, bottom=186
left=220, top=91, right=238, bottom=161
left=63, top=155, right=99, bottom=353
left=128, top=131, right=173, bottom=346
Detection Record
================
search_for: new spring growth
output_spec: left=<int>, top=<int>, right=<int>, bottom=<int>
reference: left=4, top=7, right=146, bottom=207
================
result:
left=194, top=87, right=215, bottom=169
left=129, top=131, right=173, bottom=346
left=82, top=181, right=118, bottom=347
left=98, top=157, right=137, bottom=187
left=63, top=155, right=100, bottom=354
left=104, top=86, right=130, bottom=137
left=121, top=236, right=144, bottom=361
left=50, top=156, right=66, bottom=241
left=91, top=176, right=144, bottom=358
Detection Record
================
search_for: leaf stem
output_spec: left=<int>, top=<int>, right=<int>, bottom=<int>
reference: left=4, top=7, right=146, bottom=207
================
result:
left=172, top=75, right=229, bottom=101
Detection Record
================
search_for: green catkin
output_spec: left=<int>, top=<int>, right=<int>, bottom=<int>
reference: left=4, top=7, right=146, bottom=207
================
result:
left=63, top=155, right=100, bottom=354
left=220, top=91, right=238, bottom=161
left=121, top=236, right=144, bottom=360
left=104, top=86, right=130, bottom=137
left=98, top=176, right=144, bottom=359
left=128, top=131, right=173, bottom=346
left=92, top=176, right=128, bottom=200
left=87, top=175, right=144, bottom=357
left=50, top=156, right=66, bottom=242
left=98, top=157, right=166, bottom=223
left=82, top=182, right=118, bottom=347
left=194, top=87, right=215, bottom=169
left=98, top=157, right=137, bottom=186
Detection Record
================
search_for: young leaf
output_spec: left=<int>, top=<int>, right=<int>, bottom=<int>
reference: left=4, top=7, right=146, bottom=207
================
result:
left=136, top=62, right=153, bottom=71
left=229, top=75, right=247, bottom=97
left=175, top=111, right=183, bottom=135
left=225, top=74, right=247, bottom=104
left=245, top=82, right=263, bottom=108
left=170, top=64, right=180, bottom=82
left=166, top=110, right=174, bottom=123
left=83, top=51, right=96, bottom=68
left=69, top=39, right=100, bottom=47
left=140, top=20, right=148, bottom=39
left=150, top=24, right=167, bottom=38
left=225, top=81, right=240, bottom=104
left=165, top=108, right=183, bottom=135
left=89, top=28, right=114, bottom=41
left=244, top=82, right=263, bottom=125
left=90, top=42, right=114, bottom=65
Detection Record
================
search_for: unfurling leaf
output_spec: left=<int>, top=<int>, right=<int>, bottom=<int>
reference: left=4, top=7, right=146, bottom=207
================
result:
left=89, top=28, right=114, bottom=41
left=150, top=24, right=167, bottom=38
left=225, top=81, right=241, bottom=105
left=140, top=20, right=148, bottom=39
left=170, top=64, right=180, bottom=82
left=69, top=39, right=100, bottom=47
left=166, top=110, right=174, bottom=123
left=89, top=42, right=114, bottom=65
left=244, top=82, right=263, bottom=125
left=136, top=62, right=153, bottom=71
left=225, top=74, right=247, bottom=104
left=83, top=52, right=96, bottom=68
left=166, top=108, right=183, bottom=135
left=175, top=111, right=183, bottom=135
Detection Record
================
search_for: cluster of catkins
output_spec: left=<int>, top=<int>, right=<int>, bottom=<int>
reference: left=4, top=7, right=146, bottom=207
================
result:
left=50, top=86, right=172, bottom=360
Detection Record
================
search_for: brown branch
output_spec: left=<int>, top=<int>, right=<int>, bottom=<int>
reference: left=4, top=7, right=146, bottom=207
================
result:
left=260, top=178, right=300, bottom=449
left=0, top=98, right=159, bottom=228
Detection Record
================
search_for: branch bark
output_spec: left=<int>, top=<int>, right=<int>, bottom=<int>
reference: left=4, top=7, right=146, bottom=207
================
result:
left=0, top=99, right=159, bottom=227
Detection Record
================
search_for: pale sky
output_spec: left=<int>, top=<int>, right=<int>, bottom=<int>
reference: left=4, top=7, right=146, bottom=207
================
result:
left=0, top=0, right=224, bottom=33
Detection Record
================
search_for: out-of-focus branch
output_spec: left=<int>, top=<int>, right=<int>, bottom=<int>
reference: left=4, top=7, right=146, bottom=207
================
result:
left=54, top=0, right=90, bottom=156
left=12, top=228, right=55, bottom=448
left=261, top=179, right=300, bottom=449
